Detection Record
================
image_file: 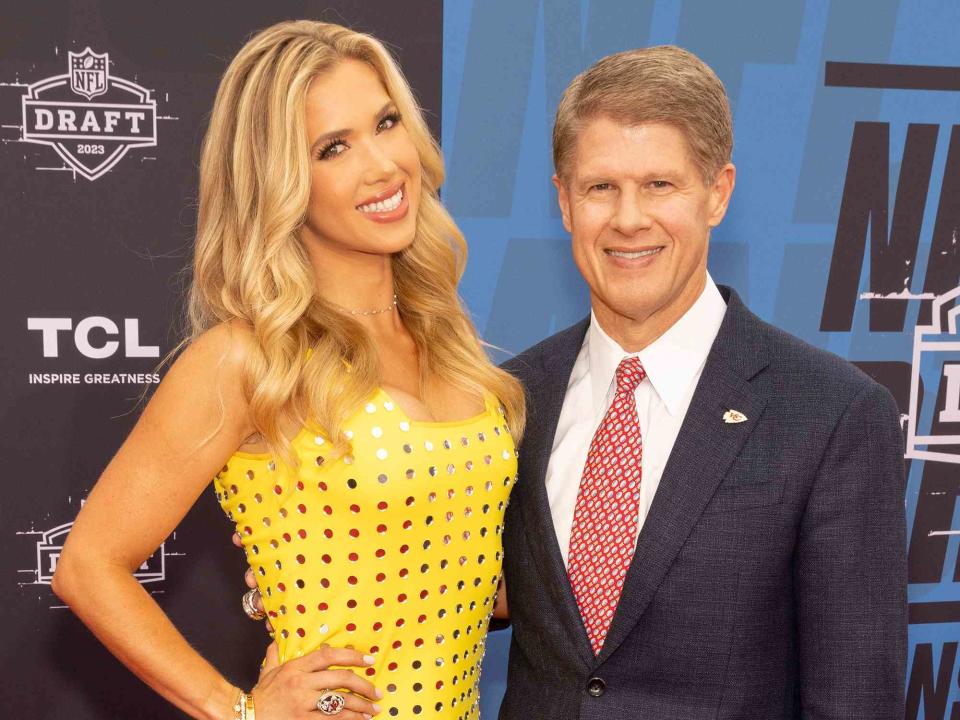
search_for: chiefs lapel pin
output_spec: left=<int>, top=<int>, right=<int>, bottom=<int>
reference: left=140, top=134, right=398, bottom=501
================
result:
left=723, top=409, right=748, bottom=424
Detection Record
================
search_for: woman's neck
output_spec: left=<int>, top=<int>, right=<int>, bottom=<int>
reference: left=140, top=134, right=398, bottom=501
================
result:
left=308, top=242, right=397, bottom=317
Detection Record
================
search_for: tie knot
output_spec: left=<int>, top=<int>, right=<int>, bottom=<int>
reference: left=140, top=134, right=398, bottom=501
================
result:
left=615, top=356, right=645, bottom=394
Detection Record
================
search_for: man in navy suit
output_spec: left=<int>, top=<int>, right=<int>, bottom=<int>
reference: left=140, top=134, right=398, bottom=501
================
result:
left=495, top=46, right=907, bottom=719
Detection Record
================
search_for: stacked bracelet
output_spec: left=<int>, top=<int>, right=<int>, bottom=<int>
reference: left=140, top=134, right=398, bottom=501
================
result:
left=233, top=690, right=256, bottom=720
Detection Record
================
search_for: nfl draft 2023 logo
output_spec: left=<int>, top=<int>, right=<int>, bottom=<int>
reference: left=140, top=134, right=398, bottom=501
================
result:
left=34, top=521, right=167, bottom=586
left=20, top=48, right=157, bottom=180
left=16, top=509, right=178, bottom=609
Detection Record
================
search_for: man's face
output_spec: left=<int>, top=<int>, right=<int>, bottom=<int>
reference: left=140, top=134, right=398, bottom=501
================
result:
left=554, top=118, right=735, bottom=338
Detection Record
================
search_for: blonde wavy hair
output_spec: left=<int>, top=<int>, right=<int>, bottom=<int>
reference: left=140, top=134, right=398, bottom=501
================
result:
left=188, top=20, right=525, bottom=463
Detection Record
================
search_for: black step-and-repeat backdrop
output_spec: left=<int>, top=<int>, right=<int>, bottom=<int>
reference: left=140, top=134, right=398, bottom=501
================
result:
left=5, top=1, right=960, bottom=718
left=0, top=3, right=440, bottom=718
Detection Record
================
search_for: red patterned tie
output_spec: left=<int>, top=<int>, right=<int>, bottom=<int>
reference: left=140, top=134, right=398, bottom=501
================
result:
left=567, top=356, right=646, bottom=654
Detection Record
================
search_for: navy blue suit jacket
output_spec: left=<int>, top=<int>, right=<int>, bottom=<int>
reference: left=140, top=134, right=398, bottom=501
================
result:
left=497, top=287, right=907, bottom=719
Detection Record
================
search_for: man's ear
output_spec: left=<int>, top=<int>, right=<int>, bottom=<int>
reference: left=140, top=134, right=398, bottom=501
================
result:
left=552, top=174, right=573, bottom=233
left=706, top=163, right=736, bottom=228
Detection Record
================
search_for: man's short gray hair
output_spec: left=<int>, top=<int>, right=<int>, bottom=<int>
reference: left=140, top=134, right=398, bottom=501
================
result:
left=553, top=45, right=733, bottom=184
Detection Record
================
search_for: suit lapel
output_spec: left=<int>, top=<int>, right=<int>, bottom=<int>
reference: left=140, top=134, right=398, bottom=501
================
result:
left=516, top=318, right=597, bottom=667
left=596, top=289, right=771, bottom=664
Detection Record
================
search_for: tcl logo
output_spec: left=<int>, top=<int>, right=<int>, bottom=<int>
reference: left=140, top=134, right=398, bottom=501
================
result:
left=27, top=317, right=159, bottom=358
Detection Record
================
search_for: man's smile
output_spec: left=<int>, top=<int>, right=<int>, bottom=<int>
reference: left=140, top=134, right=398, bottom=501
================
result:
left=604, top=246, right=664, bottom=259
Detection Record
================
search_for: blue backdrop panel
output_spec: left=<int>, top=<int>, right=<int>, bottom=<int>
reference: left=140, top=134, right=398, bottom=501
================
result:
left=443, top=2, right=960, bottom=718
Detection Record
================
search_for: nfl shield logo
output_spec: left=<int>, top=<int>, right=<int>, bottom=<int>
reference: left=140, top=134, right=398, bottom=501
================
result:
left=68, top=47, right=108, bottom=100
left=20, top=46, right=159, bottom=180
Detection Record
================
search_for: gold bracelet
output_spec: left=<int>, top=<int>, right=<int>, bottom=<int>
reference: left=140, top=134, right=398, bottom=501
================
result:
left=232, top=689, right=248, bottom=720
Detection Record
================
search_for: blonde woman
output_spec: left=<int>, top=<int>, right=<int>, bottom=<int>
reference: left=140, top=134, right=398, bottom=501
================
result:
left=52, top=20, right=524, bottom=720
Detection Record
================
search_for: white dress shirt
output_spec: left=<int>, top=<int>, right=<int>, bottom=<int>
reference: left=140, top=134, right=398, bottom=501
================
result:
left=545, top=276, right=728, bottom=566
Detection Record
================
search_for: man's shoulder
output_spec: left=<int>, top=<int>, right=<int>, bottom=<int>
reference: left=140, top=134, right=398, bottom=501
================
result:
left=744, top=305, right=886, bottom=405
left=499, top=317, right=589, bottom=384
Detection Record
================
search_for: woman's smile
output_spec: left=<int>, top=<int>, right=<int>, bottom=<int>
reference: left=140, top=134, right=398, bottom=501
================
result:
left=356, top=182, right=409, bottom=222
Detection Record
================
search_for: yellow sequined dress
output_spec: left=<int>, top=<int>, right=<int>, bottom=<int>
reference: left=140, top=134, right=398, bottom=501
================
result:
left=214, top=389, right=517, bottom=719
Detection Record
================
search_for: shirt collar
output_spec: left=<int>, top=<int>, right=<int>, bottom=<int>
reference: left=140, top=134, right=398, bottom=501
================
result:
left=586, top=275, right=727, bottom=416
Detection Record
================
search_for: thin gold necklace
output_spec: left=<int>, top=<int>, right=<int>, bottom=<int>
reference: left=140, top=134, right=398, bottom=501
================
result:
left=330, top=293, right=398, bottom=316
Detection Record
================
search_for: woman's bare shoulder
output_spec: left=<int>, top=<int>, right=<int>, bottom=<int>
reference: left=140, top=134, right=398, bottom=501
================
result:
left=184, top=319, right=257, bottom=371
left=152, top=320, right=259, bottom=426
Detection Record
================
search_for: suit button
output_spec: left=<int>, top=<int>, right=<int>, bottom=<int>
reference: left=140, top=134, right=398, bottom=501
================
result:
left=586, top=677, right=606, bottom=697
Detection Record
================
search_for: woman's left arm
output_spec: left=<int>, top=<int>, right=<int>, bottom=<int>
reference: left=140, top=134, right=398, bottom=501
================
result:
left=51, top=325, right=257, bottom=719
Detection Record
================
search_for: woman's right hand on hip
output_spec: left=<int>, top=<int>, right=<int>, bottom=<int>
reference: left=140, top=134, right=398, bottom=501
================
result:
left=252, top=643, right=382, bottom=719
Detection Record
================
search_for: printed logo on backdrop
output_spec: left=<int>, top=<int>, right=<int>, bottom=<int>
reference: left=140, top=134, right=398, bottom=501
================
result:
left=12, top=47, right=165, bottom=180
left=820, top=61, right=960, bottom=335
left=17, top=500, right=183, bottom=608
left=817, top=61, right=960, bottom=718
left=26, top=316, right=162, bottom=385
left=906, top=286, right=960, bottom=465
